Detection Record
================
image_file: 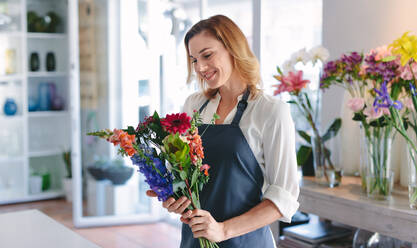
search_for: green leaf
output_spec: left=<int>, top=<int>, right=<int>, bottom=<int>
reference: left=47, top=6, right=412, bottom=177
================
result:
left=297, top=130, right=311, bottom=144
left=126, top=126, right=135, bottom=135
left=191, top=168, right=198, bottom=189
left=352, top=112, right=364, bottom=121
left=276, top=65, right=283, bottom=75
left=381, top=55, right=397, bottom=62
left=192, top=191, right=201, bottom=209
left=287, top=100, right=297, bottom=104
left=179, top=170, right=187, bottom=181
left=322, top=118, right=342, bottom=142
left=304, top=93, right=313, bottom=111
left=297, top=145, right=312, bottom=166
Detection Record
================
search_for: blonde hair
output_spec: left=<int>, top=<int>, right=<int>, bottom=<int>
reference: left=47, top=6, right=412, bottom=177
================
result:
left=184, top=15, right=261, bottom=99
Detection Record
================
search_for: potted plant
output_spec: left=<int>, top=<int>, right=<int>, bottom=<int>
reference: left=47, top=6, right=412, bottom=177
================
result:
left=62, top=150, right=72, bottom=202
left=103, top=159, right=133, bottom=185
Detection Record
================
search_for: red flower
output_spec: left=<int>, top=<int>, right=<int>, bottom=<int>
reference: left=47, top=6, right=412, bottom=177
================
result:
left=160, top=113, right=191, bottom=134
left=273, top=70, right=310, bottom=95
left=200, top=164, right=210, bottom=176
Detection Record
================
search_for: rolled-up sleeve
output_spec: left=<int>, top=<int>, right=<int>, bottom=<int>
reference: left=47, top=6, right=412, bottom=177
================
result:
left=262, top=102, right=299, bottom=223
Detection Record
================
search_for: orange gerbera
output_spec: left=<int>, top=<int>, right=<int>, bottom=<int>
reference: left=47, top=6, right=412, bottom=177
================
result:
left=187, top=129, right=204, bottom=164
left=108, top=129, right=137, bottom=156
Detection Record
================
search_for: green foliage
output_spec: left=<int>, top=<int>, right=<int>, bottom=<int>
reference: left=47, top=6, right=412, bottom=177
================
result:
left=297, top=145, right=312, bottom=166
left=322, top=118, right=342, bottom=142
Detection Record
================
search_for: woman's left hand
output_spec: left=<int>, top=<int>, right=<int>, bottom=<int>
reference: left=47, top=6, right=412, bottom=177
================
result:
left=181, top=209, right=227, bottom=243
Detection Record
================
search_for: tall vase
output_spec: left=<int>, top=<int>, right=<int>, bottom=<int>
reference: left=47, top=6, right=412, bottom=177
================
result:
left=311, top=133, right=342, bottom=188
left=359, top=123, right=368, bottom=193
left=407, top=146, right=417, bottom=209
left=363, top=124, right=395, bottom=200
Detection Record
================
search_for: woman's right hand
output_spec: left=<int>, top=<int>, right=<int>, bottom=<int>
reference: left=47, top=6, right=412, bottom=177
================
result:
left=146, top=190, right=191, bottom=214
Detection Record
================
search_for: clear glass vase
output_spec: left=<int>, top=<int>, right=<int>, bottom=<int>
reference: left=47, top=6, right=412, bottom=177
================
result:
left=362, top=124, right=395, bottom=200
left=311, top=133, right=342, bottom=188
left=407, top=145, right=417, bottom=209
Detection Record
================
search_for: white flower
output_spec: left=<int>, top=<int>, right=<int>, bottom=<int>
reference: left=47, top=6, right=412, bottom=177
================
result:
left=309, top=45, right=330, bottom=65
left=282, top=59, right=295, bottom=73
left=290, top=48, right=311, bottom=65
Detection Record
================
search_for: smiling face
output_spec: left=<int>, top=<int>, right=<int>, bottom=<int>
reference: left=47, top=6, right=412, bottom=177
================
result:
left=188, top=31, right=236, bottom=89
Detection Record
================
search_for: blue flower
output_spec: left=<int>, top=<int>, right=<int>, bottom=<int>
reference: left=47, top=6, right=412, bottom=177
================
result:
left=410, top=82, right=417, bottom=97
left=373, top=81, right=403, bottom=111
left=131, top=152, right=173, bottom=202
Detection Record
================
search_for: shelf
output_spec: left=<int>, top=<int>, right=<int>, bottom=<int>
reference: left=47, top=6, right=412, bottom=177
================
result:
left=0, top=157, right=24, bottom=163
left=0, top=74, right=23, bottom=82
left=29, top=149, right=62, bottom=158
left=27, top=72, right=67, bottom=78
left=0, top=115, right=23, bottom=121
left=27, top=33, right=67, bottom=39
left=0, top=31, right=23, bottom=37
left=28, top=111, right=68, bottom=118
left=0, top=189, right=26, bottom=204
left=298, top=176, right=417, bottom=244
left=0, top=189, right=64, bottom=205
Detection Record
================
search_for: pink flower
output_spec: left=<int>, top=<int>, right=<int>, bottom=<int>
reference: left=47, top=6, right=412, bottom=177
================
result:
left=273, top=70, right=310, bottom=95
left=399, top=62, right=417, bottom=80
left=373, top=45, right=393, bottom=61
left=363, top=106, right=382, bottom=121
left=363, top=106, right=390, bottom=122
left=347, top=98, right=365, bottom=112
left=359, top=64, right=368, bottom=76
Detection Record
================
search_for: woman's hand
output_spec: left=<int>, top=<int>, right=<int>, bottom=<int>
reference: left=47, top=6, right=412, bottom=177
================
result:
left=146, top=190, right=191, bottom=214
left=181, top=209, right=227, bottom=243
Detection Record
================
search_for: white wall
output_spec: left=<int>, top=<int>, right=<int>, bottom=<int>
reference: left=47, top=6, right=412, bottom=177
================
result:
left=322, top=0, right=417, bottom=181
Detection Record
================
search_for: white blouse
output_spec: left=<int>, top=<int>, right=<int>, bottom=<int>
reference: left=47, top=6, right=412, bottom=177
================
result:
left=182, top=90, right=300, bottom=223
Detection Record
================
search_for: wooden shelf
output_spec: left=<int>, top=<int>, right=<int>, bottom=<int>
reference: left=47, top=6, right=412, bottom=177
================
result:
left=298, top=176, right=417, bottom=245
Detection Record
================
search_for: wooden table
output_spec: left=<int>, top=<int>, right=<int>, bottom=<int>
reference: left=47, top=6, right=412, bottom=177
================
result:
left=0, top=209, right=100, bottom=248
left=298, top=176, right=417, bottom=247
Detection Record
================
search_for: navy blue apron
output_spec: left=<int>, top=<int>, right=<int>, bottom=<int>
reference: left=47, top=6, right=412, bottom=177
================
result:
left=180, top=89, right=275, bottom=248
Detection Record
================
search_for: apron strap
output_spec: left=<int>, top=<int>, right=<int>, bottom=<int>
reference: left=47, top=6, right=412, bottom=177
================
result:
left=198, top=99, right=210, bottom=113
left=198, top=88, right=250, bottom=126
left=231, top=88, right=250, bottom=126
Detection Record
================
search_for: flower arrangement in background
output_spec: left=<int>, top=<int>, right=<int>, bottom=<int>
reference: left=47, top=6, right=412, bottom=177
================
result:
left=320, top=33, right=416, bottom=201
left=88, top=111, right=220, bottom=248
left=273, top=46, right=342, bottom=187
left=382, top=32, right=417, bottom=208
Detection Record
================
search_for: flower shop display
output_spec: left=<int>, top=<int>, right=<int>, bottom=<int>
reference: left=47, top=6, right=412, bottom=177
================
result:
left=320, top=33, right=417, bottom=201
left=273, top=46, right=342, bottom=188
left=88, top=111, right=219, bottom=248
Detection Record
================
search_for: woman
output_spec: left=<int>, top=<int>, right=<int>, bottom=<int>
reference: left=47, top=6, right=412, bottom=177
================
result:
left=147, top=15, right=299, bottom=247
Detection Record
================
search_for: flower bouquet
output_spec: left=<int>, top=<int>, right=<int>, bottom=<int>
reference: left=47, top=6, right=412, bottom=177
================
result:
left=88, top=111, right=219, bottom=248
left=320, top=45, right=408, bottom=200
left=273, top=46, right=342, bottom=187
left=380, top=32, right=417, bottom=208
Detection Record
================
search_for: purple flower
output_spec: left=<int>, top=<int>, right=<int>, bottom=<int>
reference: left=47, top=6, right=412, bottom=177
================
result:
left=373, top=81, right=403, bottom=111
left=131, top=151, right=173, bottom=201
left=410, top=82, right=417, bottom=97
left=365, top=52, right=399, bottom=83
left=341, top=52, right=362, bottom=72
